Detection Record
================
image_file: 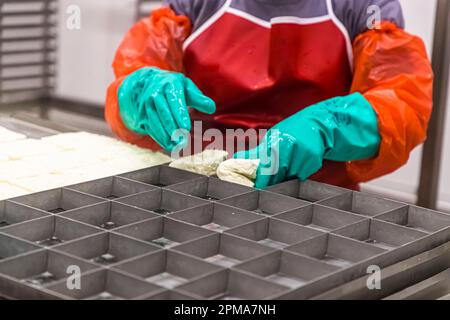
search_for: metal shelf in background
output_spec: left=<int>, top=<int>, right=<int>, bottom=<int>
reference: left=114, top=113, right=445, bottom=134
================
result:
left=418, top=0, right=450, bottom=209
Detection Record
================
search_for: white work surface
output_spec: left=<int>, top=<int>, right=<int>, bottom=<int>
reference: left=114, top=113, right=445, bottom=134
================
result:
left=0, top=129, right=170, bottom=200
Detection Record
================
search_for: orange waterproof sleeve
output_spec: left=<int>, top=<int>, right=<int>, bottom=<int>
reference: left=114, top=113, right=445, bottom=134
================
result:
left=347, top=22, right=433, bottom=182
left=104, top=7, right=192, bottom=149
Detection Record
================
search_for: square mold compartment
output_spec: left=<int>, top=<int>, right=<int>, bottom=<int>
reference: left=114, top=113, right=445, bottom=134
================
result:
left=0, top=216, right=103, bottom=247
left=173, top=233, right=275, bottom=268
left=52, top=232, right=159, bottom=266
left=177, top=269, right=288, bottom=300
left=116, top=189, right=209, bottom=216
left=11, top=188, right=104, bottom=214
left=113, top=217, right=214, bottom=249
left=317, top=192, right=406, bottom=217
left=45, top=269, right=162, bottom=300
left=333, top=219, right=428, bottom=251
left=234, top=250, right=340, bottom=289
left=219, top=190, right=309, bottom=216
left=142, top=289, right=199, bottom=300
left=274, top=204, right=367, bottom=232
left=375, top=206, right=450, bottom=234
left=61, top=202, right=158, bottom=230
left=168, top=203, right=264, bottom=233
left=113, top=250, right=222, bottom=289
left=0, top=250, right=98, bottom=288
left=225, top=218, right=324, bottom=249
left=67, top=176, right=156, bottom=200
left=285, top=233, right=387, bottom=269
left=267, top=179, right=350, bottom=202
left=0, top=233, right=39, bottom=261
left=167, top=177, right=253, bottom=201
left=119, top=165, right=202, bottom=188
left=0, top=201, right=49, bottom=229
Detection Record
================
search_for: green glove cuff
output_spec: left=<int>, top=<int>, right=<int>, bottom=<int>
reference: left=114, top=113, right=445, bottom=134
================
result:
left=298, top=92, right=381, bottom=162
left=234, top=92, right=381, bottom=188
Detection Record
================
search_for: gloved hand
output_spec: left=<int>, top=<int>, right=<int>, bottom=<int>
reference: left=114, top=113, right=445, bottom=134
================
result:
left=234, top=93, right=381, bottom=189
left=118, top=67, right=216, bottom=151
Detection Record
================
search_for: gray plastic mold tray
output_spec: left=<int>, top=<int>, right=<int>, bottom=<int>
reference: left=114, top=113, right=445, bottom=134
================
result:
left=219, top=190, right=310, bottom=216
left=173, top=233, right=275, bottom=268
left=67, top=176, right=156, bottom=200
left=267, top=179, right=350, bottom=202
left=52, top=232, right=160, bottom=265
left=60, top=202, right=159, bottom=230
left=176, top=269, right=289, bottom=300
left=0, top=164, right=450, bottom=300
left=333, top=219, right=428, bottom=251
left=285, top=233, right=387, bottom=268
left=112, top=250, right=222, bottom=289
left=375, top=205, right=450, bottom=234
left=317, top=191, right=406, bottom=217
left=113, top=216, right=215, bottom=249
left=0, top=216, right=104, bottom=247
left=274, top=204, right=368, bottom=232
left=142, top=289, right=199, bottom=300
left=234, top=250, right=340, bottom=289
left=0, top=233, right=39, bottom=261
left=168, top=203, right=264, bottom=232
left=0, top=201, right=49, bottom=229
left=0, top=250, right=98, bottom=299
left=167, top=176, right=253, bottom=201
left=115, top=188, right=208, bottom=215
left=119, top=165, right=202, bottom=187
left=225, top=218, right=325, bottom=249
left=10, top=188, right=105, bottom=214
left=45, top=269, right=163, bottom=300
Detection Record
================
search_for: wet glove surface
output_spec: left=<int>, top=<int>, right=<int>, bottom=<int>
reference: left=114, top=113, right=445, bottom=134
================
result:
left=234, top=93, right=381, bottom=189
left=118, top=67, right=216, bottom=151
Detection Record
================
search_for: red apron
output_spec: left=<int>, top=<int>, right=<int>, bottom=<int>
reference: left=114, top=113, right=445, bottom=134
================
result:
left=183, top=8, right=357, bottom=188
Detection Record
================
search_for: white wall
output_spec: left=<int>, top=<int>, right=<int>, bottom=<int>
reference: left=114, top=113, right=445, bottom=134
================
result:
left=56, top=0, right=136, bottom=104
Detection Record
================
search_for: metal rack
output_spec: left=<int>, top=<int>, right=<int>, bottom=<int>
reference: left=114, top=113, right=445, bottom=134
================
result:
left=0, top=0, right=449, bottom=210
left=0, top=0, right=57, bottom=105
left=0, top=166, right=450, bottom=299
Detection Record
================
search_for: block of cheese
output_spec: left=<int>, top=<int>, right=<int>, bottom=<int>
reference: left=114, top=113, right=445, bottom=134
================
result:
left=104, top=152, right=171, bottom=174
left=216, top=158, right=260, bottom=187
left=42, top=132, right=122, bottom=150
left=0, top=126, right=26, bottom=143
left=3, top=131, right=171, bottom=195
left=0, top=182, right=31, bottom=200
left=170, top=150, right=229, bottom=176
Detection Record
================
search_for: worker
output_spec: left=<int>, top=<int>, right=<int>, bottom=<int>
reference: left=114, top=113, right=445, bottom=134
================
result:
left=105, top=0, right=433, bottom=190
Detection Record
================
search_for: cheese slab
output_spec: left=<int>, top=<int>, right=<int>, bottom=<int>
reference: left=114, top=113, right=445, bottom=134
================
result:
left=216, top=158, right=260, bottom=187
left=170, top=150, right=229, bottom=176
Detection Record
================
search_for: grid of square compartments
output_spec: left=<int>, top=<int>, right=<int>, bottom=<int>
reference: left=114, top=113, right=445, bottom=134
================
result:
left=0, top=166, right=450, bottom=300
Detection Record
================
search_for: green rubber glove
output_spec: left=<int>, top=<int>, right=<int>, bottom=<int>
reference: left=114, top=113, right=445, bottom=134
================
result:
left=234, top=93, right=381, bottom=189
left=118, top=67, right=216, bottom=151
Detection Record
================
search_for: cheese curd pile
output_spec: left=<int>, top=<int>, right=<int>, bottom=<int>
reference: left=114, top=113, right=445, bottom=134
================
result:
left=0, top=128, right=171, bottom=200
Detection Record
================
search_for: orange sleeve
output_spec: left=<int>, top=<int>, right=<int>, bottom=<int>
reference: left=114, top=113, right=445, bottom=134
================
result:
left=346, top=22, right=433, bottom=183
left=104, top=7, right=192, bottom=150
